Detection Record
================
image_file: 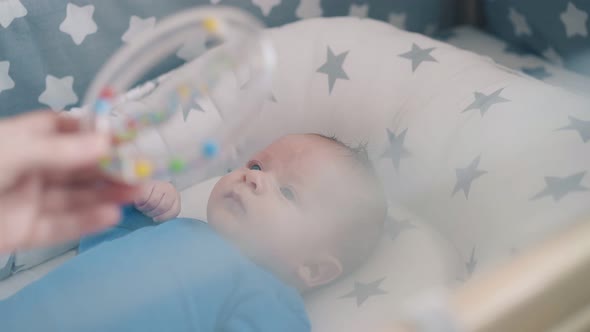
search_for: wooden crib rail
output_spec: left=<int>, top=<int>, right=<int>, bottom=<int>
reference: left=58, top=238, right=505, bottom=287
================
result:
left=383, top=219, right=590, bottom=332
left=456, top=0, right=485, bottom=27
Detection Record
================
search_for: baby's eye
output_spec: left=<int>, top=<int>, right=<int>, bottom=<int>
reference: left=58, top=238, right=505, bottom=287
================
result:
left=280, top=187, right=296, bottom=201
left=248, top=162, right=262, bottom=171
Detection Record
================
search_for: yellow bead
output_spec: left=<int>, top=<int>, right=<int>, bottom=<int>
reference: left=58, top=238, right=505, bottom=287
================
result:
left=134, top=160, right=153, bottom=178
left=198, top=84, right=209, bottom=94
left=202, top=17, right=219, bottom=33
left=177, top=85, right=191, bottom=100
left=114, top=130, right=137, bottom=145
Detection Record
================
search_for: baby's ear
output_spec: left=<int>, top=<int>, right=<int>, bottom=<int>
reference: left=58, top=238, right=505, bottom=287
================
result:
left=296, top=254, right=343, bottom=289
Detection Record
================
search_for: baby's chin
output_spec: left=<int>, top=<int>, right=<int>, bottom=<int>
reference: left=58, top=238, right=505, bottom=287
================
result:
left=206, top=201, right=243, bottom=238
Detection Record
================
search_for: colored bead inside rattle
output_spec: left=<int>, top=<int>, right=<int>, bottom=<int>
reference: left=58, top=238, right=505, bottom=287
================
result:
left=202, top=17, right=219, bottom=33
left=169, top=159, right=186, bottom=173
left=95, top=99, right=111, bottom=114
left=134, top=160, right=153, bottom=178
left=99, top=86, right=116, bottom=100
left=177, top=85, right=191, bottom=101
left=99, top=156, right=112, bottom=169
left=95, top=87, right=116, bottom=114
left=202, top=140, right=219, bottom=159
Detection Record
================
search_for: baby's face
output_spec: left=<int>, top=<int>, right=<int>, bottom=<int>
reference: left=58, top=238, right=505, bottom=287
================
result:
left=207, top=135, right=353, bottom=288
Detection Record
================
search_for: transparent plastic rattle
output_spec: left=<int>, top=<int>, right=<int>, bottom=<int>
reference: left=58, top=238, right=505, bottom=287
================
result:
left=83, top=7, right=276, bottom=184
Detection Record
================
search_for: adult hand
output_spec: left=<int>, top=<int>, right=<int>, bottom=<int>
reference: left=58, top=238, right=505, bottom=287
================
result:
left=0, top=111, right=139, bottom=253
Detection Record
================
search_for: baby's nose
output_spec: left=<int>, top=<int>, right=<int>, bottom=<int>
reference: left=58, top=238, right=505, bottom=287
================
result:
left=243, top=170, right=265, bottom=194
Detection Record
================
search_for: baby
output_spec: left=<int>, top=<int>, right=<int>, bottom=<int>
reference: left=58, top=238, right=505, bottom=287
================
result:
left=0, top=133, right=386, bottom=332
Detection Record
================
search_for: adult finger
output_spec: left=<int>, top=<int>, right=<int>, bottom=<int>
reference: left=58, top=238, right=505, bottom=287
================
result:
left=7, top=110, right=60, bottom=134
left=43, top=183, right=139, bottom=213
left=55, top=114, right=82, bottom=133
left=28, top=133, right=110, bottom=172
left=45, top=165, right=119, bottom=186
left=18, top=204, right=121, bottom=251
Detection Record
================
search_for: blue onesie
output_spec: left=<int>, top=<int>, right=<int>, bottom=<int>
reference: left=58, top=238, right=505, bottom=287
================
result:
left=0, top=207, right=311, bottom=332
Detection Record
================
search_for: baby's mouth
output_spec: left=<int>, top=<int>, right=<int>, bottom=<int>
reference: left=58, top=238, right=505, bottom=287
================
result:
left=225, top=191, right=246, bottom=213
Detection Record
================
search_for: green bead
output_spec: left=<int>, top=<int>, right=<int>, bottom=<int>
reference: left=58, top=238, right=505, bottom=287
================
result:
left=99, top=157, right=111, bottom=169
left=169, top=159, right=185, bottom=173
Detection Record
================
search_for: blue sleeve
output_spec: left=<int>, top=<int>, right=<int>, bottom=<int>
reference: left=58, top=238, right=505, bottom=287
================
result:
left=222, top=290, right=311, bottom=332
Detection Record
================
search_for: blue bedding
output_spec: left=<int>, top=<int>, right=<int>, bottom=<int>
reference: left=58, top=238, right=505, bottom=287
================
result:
left=0, top=208, right=310, bottom=332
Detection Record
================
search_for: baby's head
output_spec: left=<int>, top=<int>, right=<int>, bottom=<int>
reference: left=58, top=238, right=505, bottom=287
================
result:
left=207, top=134, right=386, bottom=291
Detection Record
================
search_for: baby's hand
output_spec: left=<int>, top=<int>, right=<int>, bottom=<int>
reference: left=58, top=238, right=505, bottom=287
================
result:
left=134, top=181, right=181, bottom=222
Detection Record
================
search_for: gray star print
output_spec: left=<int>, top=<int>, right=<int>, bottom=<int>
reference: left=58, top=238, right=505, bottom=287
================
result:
left=558, top=116, right=590, bottom=142
left=382, top=128, right=411, bottom=171
left=452, top=156, right=487, bottom=199
left=316, top=46, right=350, bottom=94
left=462, top=88, right=510, bottom=117
left=532, top=171, right=589, bottom=202
left=398, top=43, right=438, bottom=72
left=465, top=246, right=477, bottom=276
left=340, top=277, right=387, bottom=306
left=182, top=104, right=204, bottom=122
left=384, top=216, right=416, bottom=241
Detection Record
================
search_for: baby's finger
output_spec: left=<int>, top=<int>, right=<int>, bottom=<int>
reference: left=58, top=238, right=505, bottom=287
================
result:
left=153, top=197, right=181, bottom=222
left=134, top=183, right=156, bottom=209
left=145, top=192, right=175, bottom=219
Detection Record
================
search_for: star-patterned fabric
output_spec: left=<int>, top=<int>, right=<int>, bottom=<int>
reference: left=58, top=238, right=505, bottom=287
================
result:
left=59, top=4, right=97, bottom=45
left=398, top=43, right=438, bottom=72
left=316, top=46, right=350, bottom=94
left=484, top=0, right=590, bottom=76
left=0, top=0, right=455, bottom=117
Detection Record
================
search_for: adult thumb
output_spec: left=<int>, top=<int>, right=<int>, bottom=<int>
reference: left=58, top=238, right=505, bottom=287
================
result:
left=30, top=133, right=110, bottom=171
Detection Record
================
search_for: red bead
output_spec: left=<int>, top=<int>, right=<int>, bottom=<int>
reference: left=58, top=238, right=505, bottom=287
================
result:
left=99, top=87, right=116, bottom=99
left=127, top=118, right=138, bottom=129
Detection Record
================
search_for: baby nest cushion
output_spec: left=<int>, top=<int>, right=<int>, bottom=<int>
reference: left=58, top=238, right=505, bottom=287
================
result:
left=155, top=16, right=590, bottom=285
left=245, top=17, right=590, bottom=273
left=0, top=0, right=454, bottom=118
